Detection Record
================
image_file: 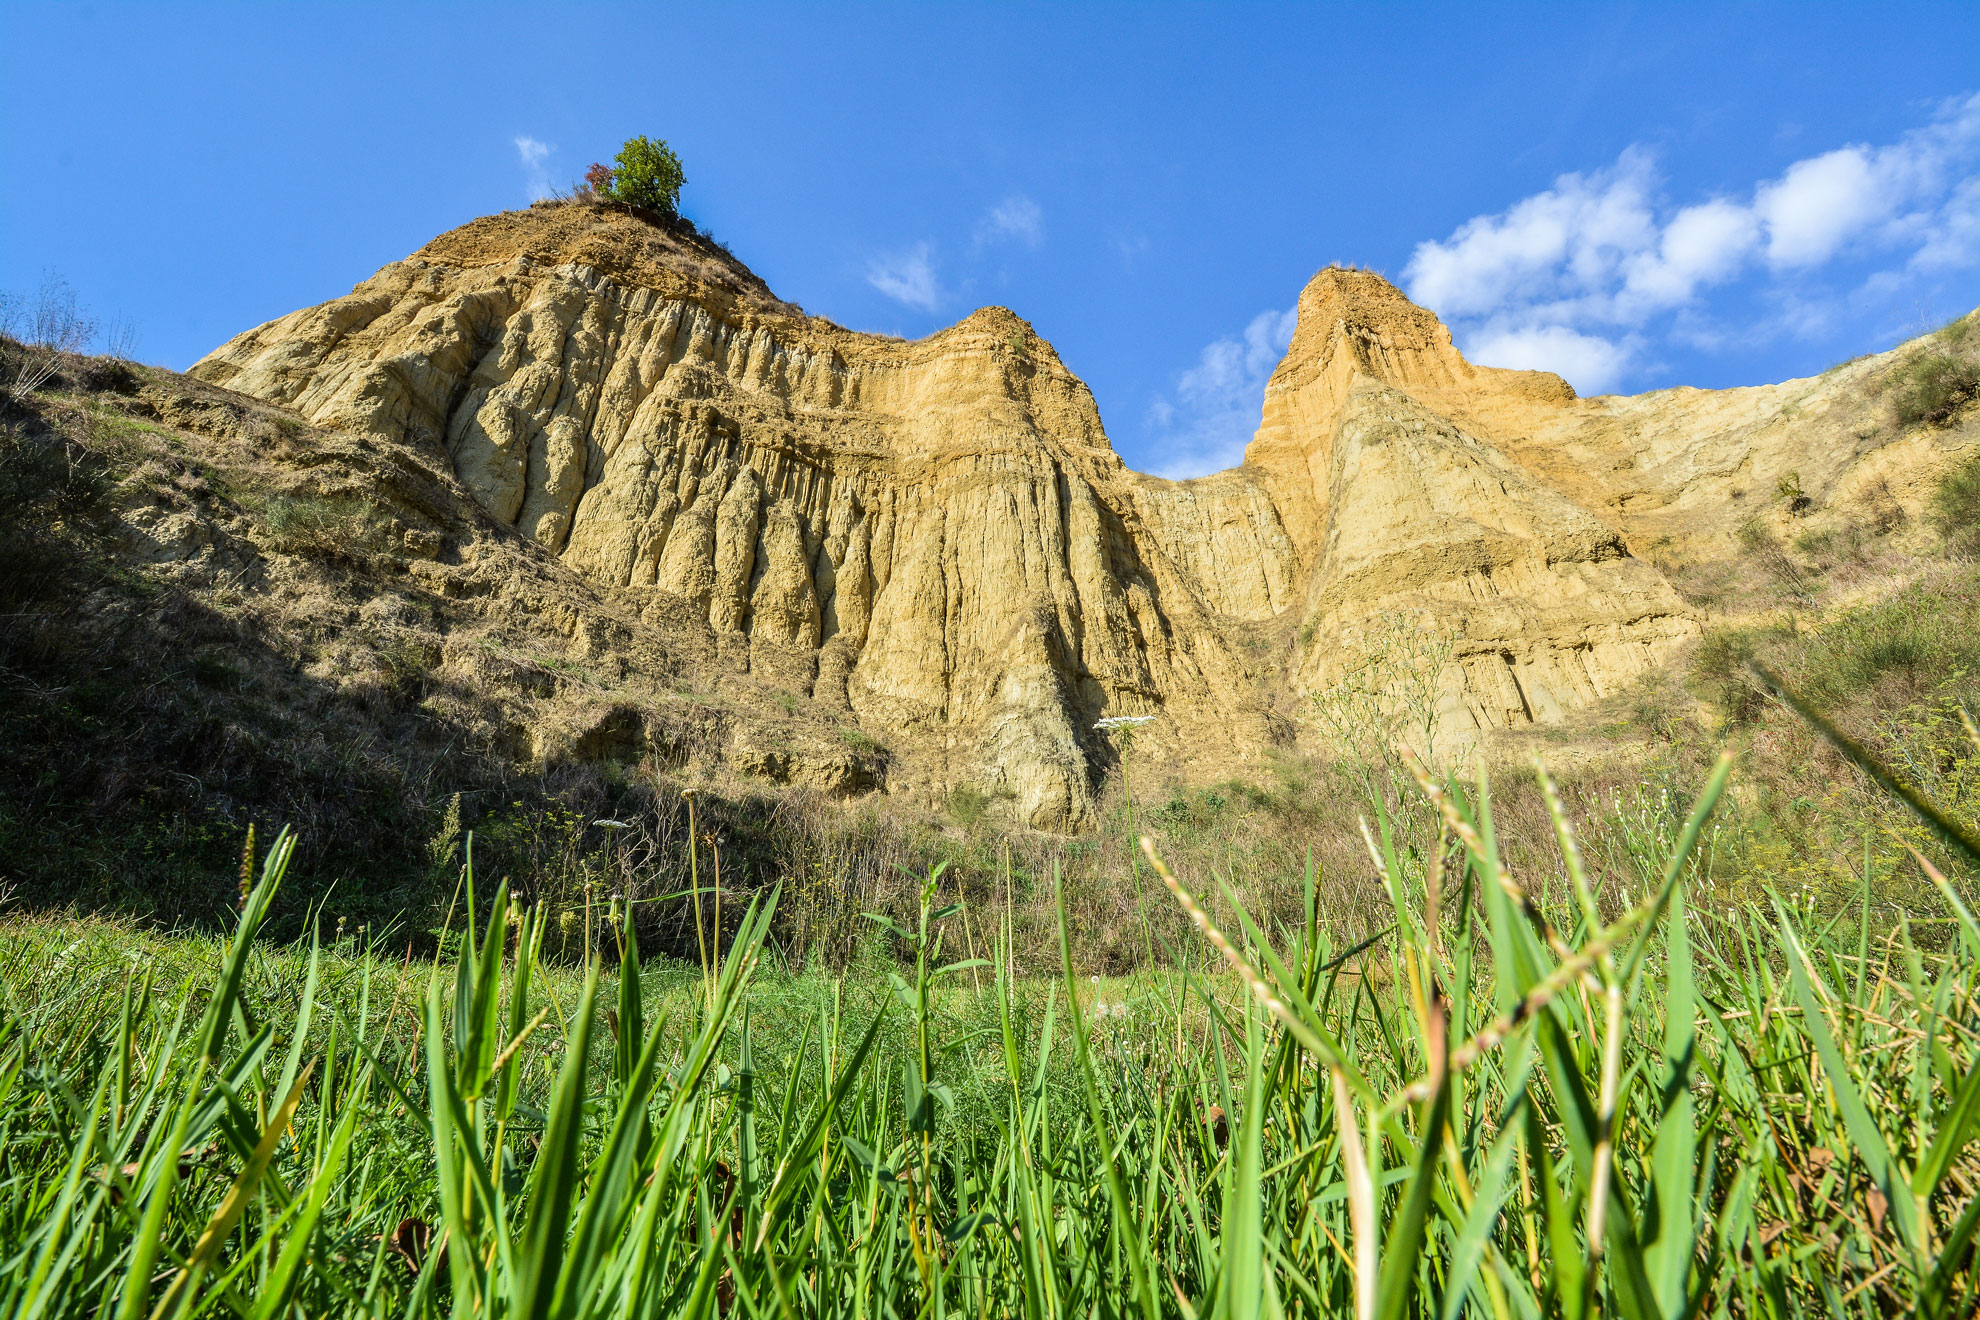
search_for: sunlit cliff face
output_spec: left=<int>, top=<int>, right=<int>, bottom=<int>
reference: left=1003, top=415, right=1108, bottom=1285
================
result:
left=194, top=206, right=1972, bottom=825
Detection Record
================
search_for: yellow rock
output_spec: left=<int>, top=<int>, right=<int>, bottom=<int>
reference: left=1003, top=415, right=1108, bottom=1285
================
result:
left=193, top=206, right=1976, bottom=825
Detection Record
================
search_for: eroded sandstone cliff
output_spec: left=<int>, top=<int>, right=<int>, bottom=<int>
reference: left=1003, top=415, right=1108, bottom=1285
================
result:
left=192, top=205, right=1976, bottom=826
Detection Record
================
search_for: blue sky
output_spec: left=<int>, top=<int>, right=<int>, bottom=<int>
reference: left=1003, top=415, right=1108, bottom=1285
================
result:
left=4, top=3, right=1978, bottom=479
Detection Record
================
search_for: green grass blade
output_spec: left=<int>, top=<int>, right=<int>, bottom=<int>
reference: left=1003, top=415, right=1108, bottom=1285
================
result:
left=112, top=1072, right=201, bottom=1320
left=1057, top=875, right=1161, bottom=1320
left=1218, top=1008, right=1273, bottom=1320
left=1645, top=863, right=1699, bottom=1315
left=510, top=964, right=600, bottom=1320
left=1620, top=751, right=1733, bottom=990
left=249, top=1068, right=367, bottom=1320
left=1438, top=1102, right=1521, bottom=1320
left=1913, top=1041, right=1980, bottom=1201
left=1774, top=898, right=1924, bottom=1258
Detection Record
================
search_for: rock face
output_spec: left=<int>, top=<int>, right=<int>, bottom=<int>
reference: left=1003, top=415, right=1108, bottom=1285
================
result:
left=193, top=206, right=1974, bottom=825
left=1248, top=272, right=1698, bottom=744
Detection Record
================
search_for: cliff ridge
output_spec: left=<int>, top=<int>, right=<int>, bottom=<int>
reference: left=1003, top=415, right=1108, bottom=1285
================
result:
left=189, top=204, right=1978, bottom=825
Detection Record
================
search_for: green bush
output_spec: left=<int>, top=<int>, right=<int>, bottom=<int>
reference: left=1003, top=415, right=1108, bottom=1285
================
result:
left=261, top=493, right=391, bottom=560
left=1690, top=625, right=1767, bottom=724
left=1931, top=448, right=1980, bottom=555
left=1776, top=469, right=1808, bottom=513
left=606, top=135, right=685, bottom=218
left=837, top=726, right=885, bottom=755
left=1892, top=349, right=1980, bottom=428
left=948, top=783, right=991, bottom=827
left=0, top=420, right=112, bottom=519
left=377, top=632, right=439, bottom=696
left=1154, top=784, right=1234, bottom=829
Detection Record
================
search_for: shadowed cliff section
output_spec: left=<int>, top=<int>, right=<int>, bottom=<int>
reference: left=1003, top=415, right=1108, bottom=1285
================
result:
left=192, top=205, right=1979, bottom=822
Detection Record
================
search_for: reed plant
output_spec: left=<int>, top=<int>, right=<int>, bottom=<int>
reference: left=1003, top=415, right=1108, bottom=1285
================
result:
left=3, top=710, right=1979, bottom=1315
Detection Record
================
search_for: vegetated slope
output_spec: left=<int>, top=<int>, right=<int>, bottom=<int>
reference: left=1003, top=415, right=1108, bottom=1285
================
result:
left=0, top=344, right=890, bottom=928
left=193, top=201, right=1980, bottom=826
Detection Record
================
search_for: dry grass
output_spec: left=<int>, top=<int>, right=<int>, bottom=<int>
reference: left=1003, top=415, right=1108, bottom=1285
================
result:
left=1891, top=314, right=1980, bottom=429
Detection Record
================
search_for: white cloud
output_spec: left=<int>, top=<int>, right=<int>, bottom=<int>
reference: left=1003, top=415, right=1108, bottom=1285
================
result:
left=1754, top=146, right=1889, bottom=267
left=1403, top=92, right=1980, bottom=389
left=977, top=195, right=1044, bottom=248
left=1144, top=307, right=1298, bottom=478
left=1914, top=176, right=1980, bottom=272
left=867, top=243, right=942, bottom=311
left=1465, top=324, right=1635, bottom=395
left=1114, top=233, right=1152, bottom=266
left=1405, top=148, right=1660, bottom=321
left=1618, top=199, right=1760, bottom=310
left=515, top=136, right=553, bottom=200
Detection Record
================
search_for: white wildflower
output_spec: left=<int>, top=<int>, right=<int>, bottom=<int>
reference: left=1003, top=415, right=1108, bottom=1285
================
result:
left=1094, top=715, right=1156, bottom=732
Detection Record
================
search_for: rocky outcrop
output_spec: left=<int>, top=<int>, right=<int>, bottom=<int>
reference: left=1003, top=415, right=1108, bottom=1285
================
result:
left=194, top=208, right=1975, bottom=823
left=1241, top=269, right=1700, bottom=751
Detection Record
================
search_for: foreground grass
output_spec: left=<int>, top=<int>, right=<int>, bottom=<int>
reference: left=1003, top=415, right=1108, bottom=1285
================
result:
left=4, top=739, right=1980, bottom=1317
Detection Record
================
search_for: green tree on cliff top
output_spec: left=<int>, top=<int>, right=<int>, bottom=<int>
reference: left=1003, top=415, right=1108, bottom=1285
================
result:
left=602, top=136, right=685, bottom=218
